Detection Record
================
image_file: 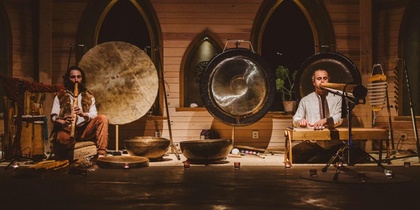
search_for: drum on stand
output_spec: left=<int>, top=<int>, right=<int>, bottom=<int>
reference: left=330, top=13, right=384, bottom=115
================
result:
left=20, top=115, right=46, bottom=159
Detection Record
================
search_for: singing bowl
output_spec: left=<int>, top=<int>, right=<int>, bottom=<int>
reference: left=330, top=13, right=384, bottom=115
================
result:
left=96, top=156, right=149, bottom=169
left=125, top=136, right=170, bottom=160
left=180, top=139, right=233, bottom=163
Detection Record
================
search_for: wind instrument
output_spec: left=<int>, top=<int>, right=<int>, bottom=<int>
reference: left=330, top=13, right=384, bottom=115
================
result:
left=320, top=83, right=367, bottom=100
left=70, top=82, right=79, bottom=138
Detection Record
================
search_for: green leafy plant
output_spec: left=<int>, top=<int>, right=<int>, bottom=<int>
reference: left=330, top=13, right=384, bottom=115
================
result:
left=275, top=66, right=297, bottom=101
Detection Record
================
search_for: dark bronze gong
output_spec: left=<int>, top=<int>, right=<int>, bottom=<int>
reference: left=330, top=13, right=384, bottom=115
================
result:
left=79, top=41, right=158, bottom=125
left=200, top=48, right=275, bottom=126
left=295, top=52, right=362, bottom=100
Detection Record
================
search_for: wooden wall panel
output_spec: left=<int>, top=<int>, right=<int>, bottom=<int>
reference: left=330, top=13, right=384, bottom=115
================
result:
left=323, top=0, right=360, bottom=55
left=2, top=0, right=417, bottom=152
left=149, top=0, right=268, bottom=149
left=51, top=0, right=87, bottom=83
left=373, top=0, right=418, bottom=150
left=4, top=0, right=35, bottom=81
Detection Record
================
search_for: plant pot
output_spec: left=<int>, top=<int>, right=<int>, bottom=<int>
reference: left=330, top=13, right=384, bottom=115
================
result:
left=283, top=101, right=297, bottom=113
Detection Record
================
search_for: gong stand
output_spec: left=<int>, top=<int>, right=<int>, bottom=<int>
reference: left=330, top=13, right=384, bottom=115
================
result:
left=231, top=126, right=236, bottom=146
left=155, top=47, right=180, bottom=160
left=114, top=125, right=120, bottom=153
left=321, top=85, right=387, bottom=180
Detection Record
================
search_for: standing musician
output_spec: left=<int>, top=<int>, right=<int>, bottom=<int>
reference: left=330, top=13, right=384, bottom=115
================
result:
left=50, top=66, right=109, bottom=158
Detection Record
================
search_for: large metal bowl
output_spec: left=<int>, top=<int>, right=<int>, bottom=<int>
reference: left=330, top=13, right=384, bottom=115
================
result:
left=180, top=139, right=233, bottom=163
left=125, top=136, right=170, bottom=160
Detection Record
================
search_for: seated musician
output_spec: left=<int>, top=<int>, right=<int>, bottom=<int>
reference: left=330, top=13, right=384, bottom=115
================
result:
left=291, top=69, right=343, bottom=162
left=293, top=69, right=343, bottom=129
left=50, top=66, right=109, bottom=159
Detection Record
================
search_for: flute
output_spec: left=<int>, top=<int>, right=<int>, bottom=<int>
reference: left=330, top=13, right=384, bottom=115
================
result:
left=70, top=82, right=79, bottom=138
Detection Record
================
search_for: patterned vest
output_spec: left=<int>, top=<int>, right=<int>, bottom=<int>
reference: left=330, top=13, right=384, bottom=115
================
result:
left=56, top=89, right=93, bottom=119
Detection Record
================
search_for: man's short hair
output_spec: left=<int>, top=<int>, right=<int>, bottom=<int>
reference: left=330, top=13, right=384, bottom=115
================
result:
left=312, top=69, right=329, bottom=81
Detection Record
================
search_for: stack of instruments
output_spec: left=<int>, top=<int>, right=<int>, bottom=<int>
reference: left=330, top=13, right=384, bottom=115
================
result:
left=367, top=64, right=388, bottom=119
left=366, top=64, right=395, bottom=150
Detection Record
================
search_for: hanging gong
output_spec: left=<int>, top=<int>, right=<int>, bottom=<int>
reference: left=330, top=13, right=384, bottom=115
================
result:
left=200, top=48, right=275, bottom=126
left=79, top=41, right=158, bottom=125
left=295, top=51, right=362, bottom=100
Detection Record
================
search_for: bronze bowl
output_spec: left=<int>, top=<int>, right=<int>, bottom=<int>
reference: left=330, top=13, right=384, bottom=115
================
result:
left=124, top=136, right=170, bottom=160
left=180, top=139, right=233, bottom=163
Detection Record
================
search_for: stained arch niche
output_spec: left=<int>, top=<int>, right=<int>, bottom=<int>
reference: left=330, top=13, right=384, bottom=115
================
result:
left=181, top=30, right=223, bottom=108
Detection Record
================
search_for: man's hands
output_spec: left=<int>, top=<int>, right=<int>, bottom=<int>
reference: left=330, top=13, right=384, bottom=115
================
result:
left=298, top=119, right=310, bottom=127
left=299, top=118, right=327, bottom=130
left=55, top=106, right=87, bottom=126
left=55, top=116, right=71, bottom=126
left=312, top=118, right=327, bottom=130
left=74, top=106, right=88, bottom=118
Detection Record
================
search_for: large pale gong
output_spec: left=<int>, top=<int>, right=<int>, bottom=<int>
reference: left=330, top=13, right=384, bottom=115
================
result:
left=295, top=51, right=362, bottom=100
left=79, top=41, right=158, bottom=125
left=200, top=48, right=275, bottom=126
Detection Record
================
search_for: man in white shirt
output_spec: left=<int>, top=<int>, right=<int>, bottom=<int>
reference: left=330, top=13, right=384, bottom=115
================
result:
left=291, top=69, right=344, bottom=163
left=293, top=69, right=343, bottom=129
left=51, top=66, right=109, bottom=158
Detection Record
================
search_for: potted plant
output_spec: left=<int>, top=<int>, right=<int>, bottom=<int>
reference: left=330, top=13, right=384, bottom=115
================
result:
left=275, top=66, right=297, bottom=113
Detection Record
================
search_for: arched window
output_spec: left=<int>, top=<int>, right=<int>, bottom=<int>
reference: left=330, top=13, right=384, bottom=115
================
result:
left=0, top=2, right=12, bottom=112
left=252, top=0, right=335, bottom=111
left=97, top=0, right=151, bottom=49
left=181, top=30, right=223, bottom=108
left=399, top=1, right=420, bottom=116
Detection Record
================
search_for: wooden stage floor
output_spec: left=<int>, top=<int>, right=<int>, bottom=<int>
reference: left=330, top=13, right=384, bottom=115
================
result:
left=1, top=153, right=420, bottom=209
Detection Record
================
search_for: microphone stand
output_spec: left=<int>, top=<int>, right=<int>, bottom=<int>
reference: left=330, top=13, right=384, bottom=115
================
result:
left=321, top=85, right=387, bottom=181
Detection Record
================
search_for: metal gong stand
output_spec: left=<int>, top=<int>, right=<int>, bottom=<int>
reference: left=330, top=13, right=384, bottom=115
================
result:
left=154, top=46, right=181, bottom=160
left=321, top=85, right=387, bottom=181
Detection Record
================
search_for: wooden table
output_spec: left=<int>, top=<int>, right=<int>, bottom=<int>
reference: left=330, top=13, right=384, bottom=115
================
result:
left=284, top=127, right=389, bottom=164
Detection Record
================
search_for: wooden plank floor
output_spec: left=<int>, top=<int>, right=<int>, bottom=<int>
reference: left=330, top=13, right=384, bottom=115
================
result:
left=1, top=154, right=420, bottom=209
